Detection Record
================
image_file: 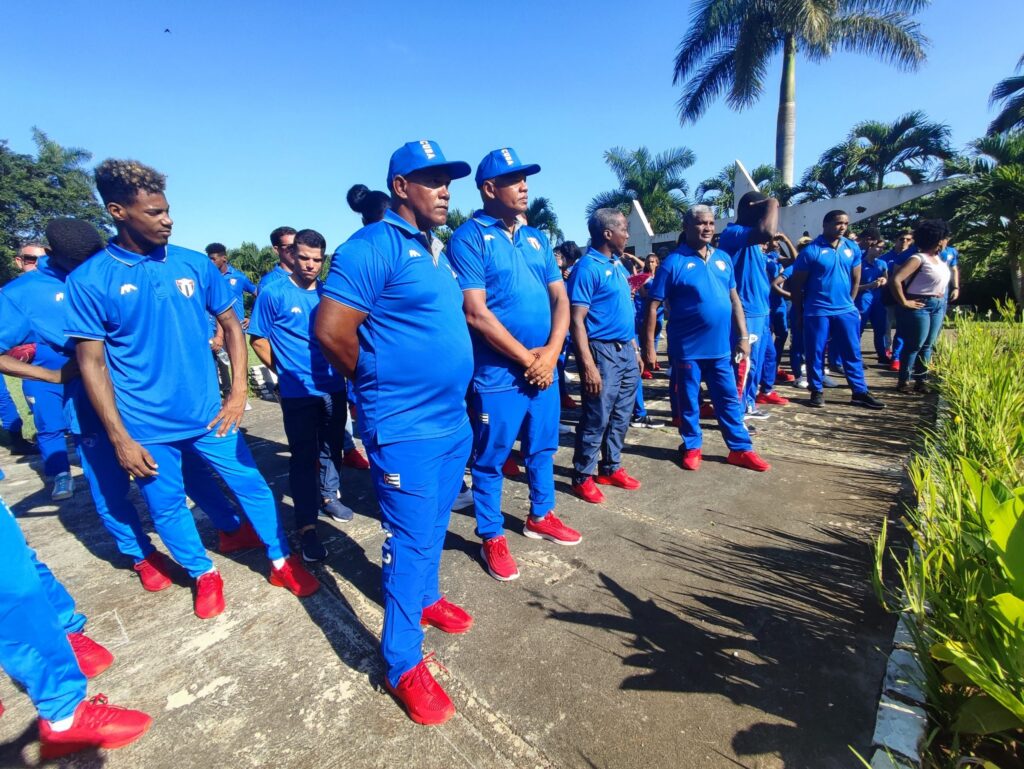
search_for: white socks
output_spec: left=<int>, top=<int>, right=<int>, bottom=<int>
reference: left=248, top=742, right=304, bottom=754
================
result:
left=271, top=557, right=285, bottom=569
left=48, top=714, right=75, bottom=732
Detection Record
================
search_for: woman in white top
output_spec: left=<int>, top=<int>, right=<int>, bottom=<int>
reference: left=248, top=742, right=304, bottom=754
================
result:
left=890, top=219, right=953, bottom=393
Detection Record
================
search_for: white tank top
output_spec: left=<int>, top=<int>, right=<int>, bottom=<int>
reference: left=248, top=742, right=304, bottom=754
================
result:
left=905, top=254, right=951, bottom=296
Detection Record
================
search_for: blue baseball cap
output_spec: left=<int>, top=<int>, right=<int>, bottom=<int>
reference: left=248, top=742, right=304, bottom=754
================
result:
left=474, top=147, right=541, bottom=187
left=387, top=140, right=471, bottom=190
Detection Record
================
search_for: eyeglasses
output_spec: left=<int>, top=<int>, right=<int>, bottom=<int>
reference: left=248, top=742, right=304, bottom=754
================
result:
left=18, top=255, right=39, bottom=263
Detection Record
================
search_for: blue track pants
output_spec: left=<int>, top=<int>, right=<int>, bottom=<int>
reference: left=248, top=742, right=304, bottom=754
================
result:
left=369, top=424, right=472, bottom=687
left=733, top=315, right=769, bottom=409
left=803, top=310, right=868, bottom=394
left=469, top=384, right=559, bottom=539
left=22, top=380, right=69, bottom=477
left=0, top=498, right=86, bottom=721
left=0, top=377, right=23, bottom=433
left=675, top=357, right=752, bottom=451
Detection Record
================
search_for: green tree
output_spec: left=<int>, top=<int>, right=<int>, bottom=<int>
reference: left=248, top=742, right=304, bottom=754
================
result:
left=672, top=0, right=929, bottom=186
left=696, top=162, right=795, bottom=217
left=587, top=146, right=695, bottom=234
left=525, top=196, right=563, bottom=244
left=848, top=111, right=953, bottom=189
left=0, top=129, right=109, bottom=285
left=988, top=54, right=1024, bottom=136
left=796, top=140, right=872, bottom=201
left=229, top=241, right=277, bottom=286
left=433, top=208, right=470, bottom=247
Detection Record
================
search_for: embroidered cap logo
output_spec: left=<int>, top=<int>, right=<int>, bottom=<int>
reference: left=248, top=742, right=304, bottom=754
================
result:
left=419, top=140, right=436, bottom=160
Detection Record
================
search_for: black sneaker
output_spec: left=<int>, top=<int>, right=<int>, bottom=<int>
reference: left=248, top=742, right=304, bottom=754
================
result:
left=913, top=381, right=930, bottom=394
left=321, top=497, right=354, bottom=522
left=808, top=390, right=825, bottom=408
left=300, top=529, right=327, bottom=562
left=851, top=391, right=885, bottom=410
left=630, top=415, right=659, bottom=429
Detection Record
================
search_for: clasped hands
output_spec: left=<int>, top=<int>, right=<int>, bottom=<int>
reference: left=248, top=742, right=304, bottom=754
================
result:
left=523, top=346, right=558, bottom=389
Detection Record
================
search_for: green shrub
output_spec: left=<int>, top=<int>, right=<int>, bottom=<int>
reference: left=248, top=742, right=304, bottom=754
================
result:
left=877, top=302, right=1024, bottom=767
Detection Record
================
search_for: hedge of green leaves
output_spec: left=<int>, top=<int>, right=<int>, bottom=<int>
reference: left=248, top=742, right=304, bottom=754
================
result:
left=876, top=303, right=1023, bottom=767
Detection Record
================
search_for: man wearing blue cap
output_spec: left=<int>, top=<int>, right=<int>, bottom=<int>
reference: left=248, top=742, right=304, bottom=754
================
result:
left=316, top=140, right=475, bottom=726
left=447, top=147, right=579, bottom=583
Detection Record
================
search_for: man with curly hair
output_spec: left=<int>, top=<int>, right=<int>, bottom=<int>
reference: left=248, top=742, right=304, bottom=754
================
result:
left=65, top=159, right=319, bottom=619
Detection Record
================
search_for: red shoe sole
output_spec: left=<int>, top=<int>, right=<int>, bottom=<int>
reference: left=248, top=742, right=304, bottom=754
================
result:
left=595, top=476, right=641, bottom=490
left=384, top=683, right=455, bottom=726
left=40, top=719, right=153, bottom=758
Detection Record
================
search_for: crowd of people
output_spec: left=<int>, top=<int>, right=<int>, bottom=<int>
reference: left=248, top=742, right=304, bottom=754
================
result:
left=0, top=141, right=959, bottom=755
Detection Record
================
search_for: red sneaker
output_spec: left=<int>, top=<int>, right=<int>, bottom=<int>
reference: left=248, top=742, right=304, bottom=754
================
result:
left=889, top=360, right=901, bottom=372
left=342, top=447, right=370, bottom=470
left=269, top=555, right=320, bottom=597
left=480, top=535, right=520, bottom=581
left=727, top=450, right=771, bottom=472
left=502, top=456, right=521, bottom=479
left=755, top=391, right=790, bottom=406
left=67, top=633, right=114, bottom=679
left=680, top=448, right=702, bottom=471
left=571, top=477, right=605, bottom=504
left=421, top=596, right=473, bottom=633
left=776, top=368, right=796, bottom=383
left=699, top=403, right=716, bottom=419
left=596, top=467, right=641, bottom=490
left=38, top=694, right=152, bottom=759
left=218, top=520, right=262, bottom=554
left=133, top=551, right=173, bottom=592
left=641, top=369, right=654, bottom=380
left=652, top=361, right=662, bottom=371
left=385, top=654, right=455, bottom=725
left=560, top=394, right=579, bottom=409
left=524, top=512, right=582, bottom=545
left=194, top=571, right=225, bottom=619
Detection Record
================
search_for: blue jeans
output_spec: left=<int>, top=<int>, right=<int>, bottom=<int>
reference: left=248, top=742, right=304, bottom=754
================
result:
left=573, top=340, right=640, bottom=481
left=0, top=498, right=87, bottom=721
left=896, top=297, right=945, bottom=384
left=470, top=384, right=558, bottom=539
left=370, top=424, right=472, bottom=687
left=280, top=391, right=347, bottom=530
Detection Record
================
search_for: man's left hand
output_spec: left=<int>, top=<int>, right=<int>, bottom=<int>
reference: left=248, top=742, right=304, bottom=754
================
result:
left=208, top=392, right=246, bottom=436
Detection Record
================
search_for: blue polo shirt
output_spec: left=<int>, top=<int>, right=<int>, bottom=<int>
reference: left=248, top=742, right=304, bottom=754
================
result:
left=566, top=248, right=634, bottom=342
left=257, top=264, right=290, bottom=295
left=719, top=223, right=770, bottom=317
left=940, top=246, right=958, bottom=268
left=0, top=257, right=73, bottom=369
left=248, top=277, right=342, bottom=398
left=649, top=244, right=735, bottom=361
left=792, top=235, right=862, bottom=317
left=322, top=210, right=472, bottom=446
left=223, top=265, right=256, bottom=321
left=65, top=241, right=234, bottom=444
left=447, top=212, right=561, bottom=392
left=857, top=257, right=888, bottom=311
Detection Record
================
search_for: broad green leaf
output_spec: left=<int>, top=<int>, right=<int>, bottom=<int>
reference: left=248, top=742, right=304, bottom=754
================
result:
left=987, top=592, right=1024, bottom=637
left=954, top=694, right=1024, bottom=735
left=940, top=664, right=971, bottom=685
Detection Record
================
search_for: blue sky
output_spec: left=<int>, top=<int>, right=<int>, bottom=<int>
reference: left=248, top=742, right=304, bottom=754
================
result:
left=2, top=0, right=1021, bottom=248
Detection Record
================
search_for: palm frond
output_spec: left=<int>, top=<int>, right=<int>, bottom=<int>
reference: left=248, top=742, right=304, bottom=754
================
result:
left=833, top=12, right=927, bottom=70
left=677, top=49, right=737, bottom=123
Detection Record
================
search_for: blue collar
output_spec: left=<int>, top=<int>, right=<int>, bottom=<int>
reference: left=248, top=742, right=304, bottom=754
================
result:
left=382, top=210, right=434, bottom=250
left=105, top=240, right=168, bottom=267
left=584, top=246, right=617, bottom=264
left=471, top=210, right=521, bottom=233
left=675, top=243, right=715, bottom=260
left=34, top=255, right=68, bottom=281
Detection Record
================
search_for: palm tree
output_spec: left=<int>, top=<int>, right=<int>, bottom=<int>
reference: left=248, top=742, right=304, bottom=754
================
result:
left=849, top=111, right=953, bottom=189
left=672, top=0, right=929, bottom=186
left=525, top=197, right=564, bottom=243
left=588, top=146, right=695, bottom=234
left=988, top=54, right=1024, bottom=135
left=433, top=208, right=470, bottom=247
left=796, top=140, right=872, bottom=201
left=696, top=162, right=790, bottom=217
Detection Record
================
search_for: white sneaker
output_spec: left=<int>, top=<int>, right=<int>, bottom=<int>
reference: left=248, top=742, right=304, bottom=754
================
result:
left=244, top=401, right=253, bottom=411
left=52, top=472, right=74, bottom=501
left=800, top=364, right=807, bottom=376
left=451, top=488, right=474, bottom=512
left=796, top=377, right=809, bottom=389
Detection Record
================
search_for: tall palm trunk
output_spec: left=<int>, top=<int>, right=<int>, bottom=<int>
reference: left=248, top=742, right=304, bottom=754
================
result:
left=775, top=34, right=797, bottom=187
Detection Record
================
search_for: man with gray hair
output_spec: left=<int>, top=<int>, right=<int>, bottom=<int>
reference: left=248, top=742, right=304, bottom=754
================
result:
left=643, top=205, right=770, bottom=472
left=566, top=208, right=642, bottom=504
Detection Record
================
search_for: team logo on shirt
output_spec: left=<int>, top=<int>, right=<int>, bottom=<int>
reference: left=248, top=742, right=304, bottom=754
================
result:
left=54, top=292, right=65, bottom=302
left=605, top=269, right=613, bottom=276
left=290, top=306, right=302, bottom=314
left=408, top=249, right=422, bottom=258
left=229, top=278, right=237, bottom=286
left=686, top=263, right=696, bottom=270
left=175, top=278, right=195, bottom=298
left=384, top=472, right=401, bottom=488
left=526, top=237, right=541, bottom=250
left=119, top=283, right=138, bottom=295
left=715, top=260, right=727, bottom=271
left=483, top=234, right=495, bottom=241
left=843, top=248, right=853, bottom=258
